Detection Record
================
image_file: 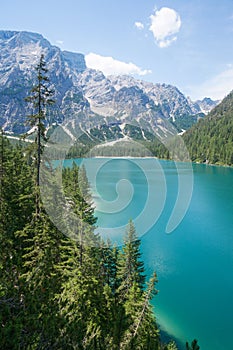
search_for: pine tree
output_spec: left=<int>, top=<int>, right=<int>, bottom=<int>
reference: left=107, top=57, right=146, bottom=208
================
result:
left=56, top=235, right=106, bottom=349
left=62, top=165, right=98, bottom=266
left=107, top=221, right=147, bottom=349
left=34, top=163, right=104, bottom=348
left=99, top=241, right=121, bottom=348
left=62, top=164, right=97, bottom=227
left=120, top=273, right=159, bottom=350
left=163, top=341, right=178, bottom=350
left=117, top=220, right=145, bottom=298
left=18, top=212, right=64, bottom=348
left=101, top=240, right=119, bottom=294
left=0, top=135, right=35, bottom=349
left=25, top=54, right=55, bottom=215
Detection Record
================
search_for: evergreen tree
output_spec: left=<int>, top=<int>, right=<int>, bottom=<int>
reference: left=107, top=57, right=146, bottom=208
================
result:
left=62, top=164, right=97, bottom=227
left=183, top=90, right=233, bottom=166
left=117, top=220, right=145, bottom=297
left=99, top=241, right=121, bottom=348
left=120, top=273, right=159, bottom=350
left=25, top=54, right=55, bottom=214
left=0, top=54, right=203, bottom=349
left=56, top=235, right=106, bottom=349
left=163, top=341, right=178, bottom=350
left=0, top=135, right=34, bottom=349
left=107, top=221, right=159, bottom=350
left=15, top=211, right=65, bottom=349
left=100, top=240, right=119, bottom=295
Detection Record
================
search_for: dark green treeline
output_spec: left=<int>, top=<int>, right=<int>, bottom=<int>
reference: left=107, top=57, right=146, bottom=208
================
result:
left=183, top=91, right=233, bottom=166
left=0, top=53, right=201, bottom=349
left=0, top=134, right=166, bottom=349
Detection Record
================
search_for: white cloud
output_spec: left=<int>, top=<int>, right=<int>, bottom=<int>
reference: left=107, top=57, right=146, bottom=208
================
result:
left=56, top=40, right=64, bottom=45
left=158, top=36, right=177, bottom=48
left=135, top=21, right=144, bottom=30
left=85, top=53, right=151, bottom=76
left=149, top=7, right=181, bottom=48
left=189, top=67, right=233, bottom=100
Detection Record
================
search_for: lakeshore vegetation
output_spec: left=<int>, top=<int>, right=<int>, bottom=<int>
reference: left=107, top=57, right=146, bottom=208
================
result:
left=66, top=91, right=233, bottom=166
left=0, top=55, right=203, bottom=349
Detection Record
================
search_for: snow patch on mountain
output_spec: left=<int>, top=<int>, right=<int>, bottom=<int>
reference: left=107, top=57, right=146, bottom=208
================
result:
left=0, top=30, right=220, bottom=138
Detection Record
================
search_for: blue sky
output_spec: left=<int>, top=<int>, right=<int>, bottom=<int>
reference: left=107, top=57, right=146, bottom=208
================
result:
left=1, top=0, right=233, bottom=100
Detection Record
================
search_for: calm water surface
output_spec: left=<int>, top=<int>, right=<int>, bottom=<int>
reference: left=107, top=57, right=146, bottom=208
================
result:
left=63, top=158, right=233, bottom=350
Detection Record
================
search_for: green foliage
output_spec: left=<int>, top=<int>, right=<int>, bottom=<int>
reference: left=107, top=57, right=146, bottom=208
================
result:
left=164, top=340, right=178, bottom=350
left=169, top=113, right=204, bottom=133
left=0, top=133, right=35, bottom=349
left=183, top=91, right=233, bottom=166
left=25, top=54, right=55, bottom=216
left=117, top=220, right=145, bottom=293
left=0, top=54, right=203, bottom=348
left=62, top=163, right=97, bottom=227
left=17, top=213, right=64, bottom=348
left=0, top=133, right=200, bottom=349
left=66, top=124, right=161, bottom=158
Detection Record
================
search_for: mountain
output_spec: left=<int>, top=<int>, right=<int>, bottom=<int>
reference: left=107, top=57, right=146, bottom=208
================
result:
left=192, top=97, right=220, bottom=115
left=0, top=30, right=88, bottom=134
left=0, top=30, right=219, bottom=140
left=183, top=91, right=233, bottom=165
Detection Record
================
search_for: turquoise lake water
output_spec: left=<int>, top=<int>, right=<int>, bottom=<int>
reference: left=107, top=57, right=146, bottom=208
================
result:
left=62, top=158, right=233, bottom=350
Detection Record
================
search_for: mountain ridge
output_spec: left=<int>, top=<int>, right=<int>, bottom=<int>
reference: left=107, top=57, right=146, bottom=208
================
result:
left=0, top=30, right=219, bottom=139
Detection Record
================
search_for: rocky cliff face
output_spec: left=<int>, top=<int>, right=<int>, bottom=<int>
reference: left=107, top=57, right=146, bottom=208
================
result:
left=192, top=97, right=220, bottom=115
left=0, top=30, right=219, bottom=139
left=0, top=31, right=87, bottom=133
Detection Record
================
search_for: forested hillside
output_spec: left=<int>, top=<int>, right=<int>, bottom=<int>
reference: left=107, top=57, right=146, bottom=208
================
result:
left=183, top=91, right=233, bottom=166
left=0, top=54, right=201, bottom=349
left=0, top=135, right=161, bottom=349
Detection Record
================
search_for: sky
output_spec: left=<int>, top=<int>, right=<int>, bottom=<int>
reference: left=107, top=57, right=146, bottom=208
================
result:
left=1, top=0, right=233, bottom=100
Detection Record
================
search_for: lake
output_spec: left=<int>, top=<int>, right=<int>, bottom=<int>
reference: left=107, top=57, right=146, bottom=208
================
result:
left=62, top=157, right=233, bottom=350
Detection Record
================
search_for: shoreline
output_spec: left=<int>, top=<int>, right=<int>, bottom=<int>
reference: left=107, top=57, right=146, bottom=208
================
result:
left=5, top=135, right=232, bottom=168
left=159, top=328, right=185, bottom=350
left=63, top=156, right=233, bottom=168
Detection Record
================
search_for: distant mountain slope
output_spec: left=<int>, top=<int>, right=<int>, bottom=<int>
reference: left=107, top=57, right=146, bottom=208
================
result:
left=183, top=91, right=233, bottom=165
left=0, top=30, right=219, bottom=139
left=0, top=30, right=88, bottom=134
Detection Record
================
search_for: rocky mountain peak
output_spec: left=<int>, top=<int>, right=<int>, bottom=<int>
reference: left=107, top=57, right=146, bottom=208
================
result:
left=0, top=30, right=220, bottom=138
left=62, top=50, right=86, bottom=73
